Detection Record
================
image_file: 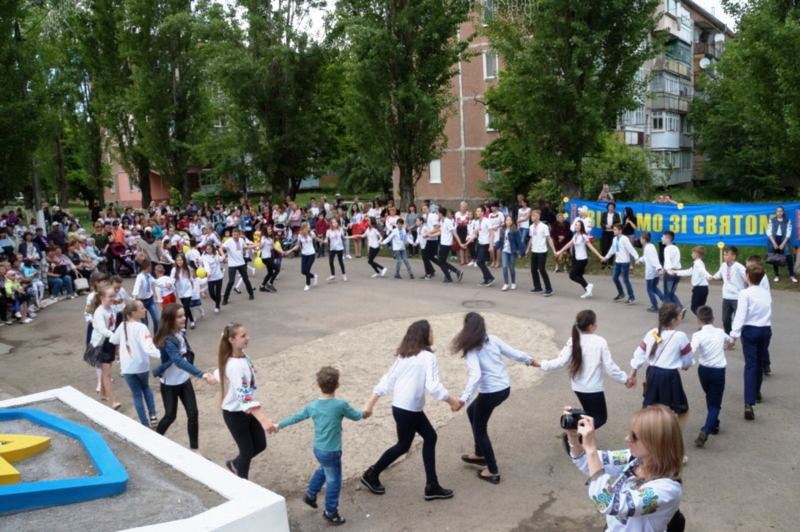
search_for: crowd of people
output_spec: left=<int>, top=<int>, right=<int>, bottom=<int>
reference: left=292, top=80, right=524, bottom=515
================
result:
left=0, top=193, right=786, bottom=530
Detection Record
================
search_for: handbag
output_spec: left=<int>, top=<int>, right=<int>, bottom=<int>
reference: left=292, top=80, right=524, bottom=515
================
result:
left=766, top=253, right=786, bottom=266
left=74, top=274, right=89, bottom=292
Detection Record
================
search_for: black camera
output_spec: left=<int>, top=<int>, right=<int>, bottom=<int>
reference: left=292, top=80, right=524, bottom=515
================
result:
left=560, top=409, right=587, bottom=430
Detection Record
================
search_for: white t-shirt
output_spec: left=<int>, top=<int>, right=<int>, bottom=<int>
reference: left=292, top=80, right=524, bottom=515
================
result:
left=171, top=269, right=193, bottom=299
left=161, top=334, right=192, bottom=386
left=155, top=276, right=175, bottom=301
left=487, top=212, right=504, bottom=242
left=298, top=233, right=316, bottom=256
left=572, top=233, right=589, bottom=261
left=517, top=207, right=531, bottom=229
left=424, top=212, right=441, bottom=240
left=440, top=217, right=456, bottom=246
left=111, top=321, right=160, bottom=375
left=691, top=325, right=730, bottom=369
left=327, top=229, right=345, bottom=251
left=476, top=219, right=492, bottom=245
left=529, top=222, right=550, bottom=253
left=223, top=237, right=247, bottom=267
left=201, top=254, right=223, bottom=281
left=219, top=356, right=260, bottom=413
left=260, top=236, right=274, bottom=259
left=365, top=227, right=382, bottom=248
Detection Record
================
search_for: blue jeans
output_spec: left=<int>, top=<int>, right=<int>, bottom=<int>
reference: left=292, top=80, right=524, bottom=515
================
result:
left=646, top=278, right=664, bottom=309
left=393, top=249, right=413, bottom=276
left=663, top=274, right=682, bottom=308
left=48, top=275, right=74, bottom=297
left=612, top=262, right=634, bottom=299
left=308, top=448, right=342, bottom=514
left=698, top=365, right=725, bottom=433
left=123, top=372, right=157, bottom=425
left=139, top=297, right=159, bottom=331
left=501, top=252, right=516, bottom=284
left=741, top=325, right=771, bottom=406
left=518, top=227, right=529, bottom=249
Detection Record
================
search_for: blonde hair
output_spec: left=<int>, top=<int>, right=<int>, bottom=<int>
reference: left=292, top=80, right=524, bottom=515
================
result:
left=218, top=323, right=246, bottom=403
left=631, top=405, right=684, bottom=480
left=89, top=282, right=114, bottom=314
left=299, top=222, right=311, bottom=236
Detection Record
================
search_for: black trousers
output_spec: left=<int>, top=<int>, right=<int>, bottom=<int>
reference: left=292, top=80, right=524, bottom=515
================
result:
left=436, top=244, right=460, bottom=281
left=157, top=380, right=199, bottom=449
left=329, top=249, right=345, bottom=275
left=467, top=387, right=510, bottom=474
left=690, top=286, right=709, bottom=315
left=600, top=231, right=614, bottom=262
left=476, top=244, right=494, bottom=282
left=722, top=298, right=738, bottom=335
left=222, top=410, right=267, bottom=479
left=575, top=390, right=608, bottom=429
left=569, top=258, right=588, bottom=289
left=367, top=246, right=384, bottom=273
left=530, top=252, right=552, bottom=291
left=180, top=296, right=194, bottom=323
left=223, top=265, right=253, bottom=301
left=207, top=279, right=222, bottom=309
left=372, top=407, right=438, bottom=486
left=261, top=257, right=280, bottom=286
left=422, top=240, right=439, bottom=276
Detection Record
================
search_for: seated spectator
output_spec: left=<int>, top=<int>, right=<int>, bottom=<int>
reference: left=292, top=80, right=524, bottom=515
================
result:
left=46, top=245, right=76, bottom=299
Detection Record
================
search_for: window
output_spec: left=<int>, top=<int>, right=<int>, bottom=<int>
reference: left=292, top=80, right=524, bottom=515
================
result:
left=665, top=113, right=679, bottom=132
left=485, top=108, right=497, bottom=131
left=129, top=175, right=140, bottom=192
left=681, top=150, right=692, bottom=170
left=665, top=40, right=692, bottom=65
left=680, top=115, right=691, bottom=133
left=650, top=72, right=692, bottom=97
left=666, top=0, right=679, bottom=17
left=624, top=131, right=641, bottom=145
left=109, top=175, right=117, bottom=193
left=429, top=159, right=441, bottom=184
left=483, top=51, right=498, bottom=80
left=482, top=0, right=496, bottom=24
left=652, top=111, right=664, bottom=131
left=622, top=106, right=645, bottom=126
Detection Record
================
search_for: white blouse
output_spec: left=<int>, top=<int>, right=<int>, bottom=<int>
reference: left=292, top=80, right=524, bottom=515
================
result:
left=374, top=350, right=449, bottom=412
left=459, top=336, right=532, bottom=403
left=631, top=330, right=692, bottom=371
left=111, top=321, right=160, bottom=375
left=541, top=333, right=627, bottom=393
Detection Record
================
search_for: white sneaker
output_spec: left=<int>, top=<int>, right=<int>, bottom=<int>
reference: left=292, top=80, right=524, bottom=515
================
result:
left=773, top=276, right=779, bottom=283
left=313, top=274, right=319, bottom=286
left=580, top=290, right=591, bottom=299
left=380, top=267, right=388, bottom=277
left=342, top=275, right=348, bottom=282
left=501, top=284, right=509, bottom=291
left=371, top=273, right=379, bottom=278
left=327, top=275, right=336, bottom=282
left=346, top=255, right=353, bottom=260
left=586, top=283, right=594, bottom=296
left=792, top=276, right=798, bottom=283
left=304, top=285, right=310, bottom=291
left=214, top=308, right=220, bottom=313
left=248, top=266, right=256, bottom=275
left=21, top=318, right=33, bottom=324
left=511, top=283, right=516, bottom=290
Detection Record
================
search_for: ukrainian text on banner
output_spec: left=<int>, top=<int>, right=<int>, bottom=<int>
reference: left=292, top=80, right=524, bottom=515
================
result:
left=565, top=200, right=800, bottom=247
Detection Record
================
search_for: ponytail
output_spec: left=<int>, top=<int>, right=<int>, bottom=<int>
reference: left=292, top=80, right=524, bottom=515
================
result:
left=569, top=310, right=596, bottom=378
left=649, top=304, right=680, bottom=360
left=217, top=322, right=244, bottom=403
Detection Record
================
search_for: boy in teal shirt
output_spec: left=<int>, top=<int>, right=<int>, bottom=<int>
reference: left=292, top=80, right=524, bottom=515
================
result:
left=273, top=366, right=369, bottom=526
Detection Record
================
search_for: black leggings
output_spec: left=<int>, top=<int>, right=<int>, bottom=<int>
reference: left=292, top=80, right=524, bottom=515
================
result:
left=207, top=279, right=222, bottom=309
left=575, top=390, right=608, bottom=429
left=157, top=380, right=199, bottom=449
left=261, top=257, right=280, bottom=286
left=329, top=249, right=345, bottom=275
left=367, top=246, right=384, bottom=273
left=467, top=387, right=510, bottom=474
left=180, top=296, right=194, bottom=323
left=436, top=244, right=460, bottom=281
left=224, top=265, right=253, bottom=300
left=372, top=407, right=438, bottom=486
left=569, top=258, right=588, bottom=289
left=222, top=410, right=267, bottom=479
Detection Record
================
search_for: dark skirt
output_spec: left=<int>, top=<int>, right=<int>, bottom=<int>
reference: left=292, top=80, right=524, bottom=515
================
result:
left=643, top=366, right=688, bottom=414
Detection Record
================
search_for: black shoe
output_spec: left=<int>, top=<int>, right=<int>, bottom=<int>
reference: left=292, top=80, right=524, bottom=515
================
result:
left=424, top=483, right=454, bottom=501
left=460, top=454, right=486, bottom=466
left=248, top=294, right=255, bottom=300
left=222, top=299, right=229, bottom=306
left=323, top=511, right=346, bottom=526
left=530, top=288, right=543, bottom=293
left=710, top=424, right=720, bottom=435
left=763, top=366, right=771, bottom=376
left=360, top=467, right=385, bottom=495
left=234, top=288, right=242, bottom=295
left=303, top=494, right=318, bottom=509
left=756, top=392, right=762, bottom=403
left=613, top=294, right=625, bottom=302
left=394, top=274, right=402, bottom=279
left=442, top=278, right=453, bottom=283
left=646, top=306, right=659, bottom=313
left=225, top=459, right=238, bottom=476
left=409, top=274, right=415, bottom=279
left=694, top=431, right=708, bottom=448
left=456, top=270, right=464, bottom=283
left=259, top=286, right=269, bottom=292
left=543, top=290, right=553, bottom=297
left=268, top=284, right=277, bottom=293
left=477, top=470, right=501, bottom=484
left=744, top=405, right=754, bottom=421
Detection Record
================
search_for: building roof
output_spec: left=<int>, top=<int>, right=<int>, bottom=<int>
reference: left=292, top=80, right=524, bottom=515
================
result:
left=682, top=0, right=736, bottom=38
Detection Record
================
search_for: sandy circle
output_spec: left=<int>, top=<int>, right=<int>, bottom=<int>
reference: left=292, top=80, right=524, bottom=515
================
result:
left=194, top=311, right=560, bottom=495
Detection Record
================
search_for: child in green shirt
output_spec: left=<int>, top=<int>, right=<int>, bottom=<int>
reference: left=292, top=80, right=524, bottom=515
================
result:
left=273, top=366, right=369, bottom=526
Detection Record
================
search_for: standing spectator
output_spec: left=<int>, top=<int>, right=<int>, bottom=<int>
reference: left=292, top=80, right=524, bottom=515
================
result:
left=622, top=207, right=638, bottom=246
left=600, top=203, right=621, bottom=266
left=765, top=206, right=797, bottom=283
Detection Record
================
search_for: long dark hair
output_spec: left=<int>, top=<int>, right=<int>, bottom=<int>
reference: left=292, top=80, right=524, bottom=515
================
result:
left=650, top=304, right=680, bottom=360
left=569, top=310, right=596, bottom=378
left=574, top=220, right=586, bottom=235
left=451, top=312, right=488, bottom=357
left=397, top=320, right=432, bottom=358
left=155, top=303, right=183, bottom=348
left=174, top=253, right=191, bottom=279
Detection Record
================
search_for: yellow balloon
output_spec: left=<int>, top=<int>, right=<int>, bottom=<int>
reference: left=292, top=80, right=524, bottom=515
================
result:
left=717, top=242, right=725, bottom=249
left=563, top=213, right=569, bottom=220
left=223, top=236, right=230, bottom=243
left=677, top=203, right=685, bottom=210
left=253, top=231, right=262, bottom=243
left=275, top=241, right=283, bottom=252
left=195, top=267, right=208, bottom=279
left=183, top=245, right=190, bottom=254
left=562, top=196, right=570, bottom=203
left=254, top=256, right=265, bottom=269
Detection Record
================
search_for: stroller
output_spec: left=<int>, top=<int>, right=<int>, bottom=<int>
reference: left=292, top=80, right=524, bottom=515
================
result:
left=108, top=242, right=136, bottom=277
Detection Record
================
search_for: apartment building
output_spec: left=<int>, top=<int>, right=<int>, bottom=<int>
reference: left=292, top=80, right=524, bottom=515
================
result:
left=402, top=1, right=734, bottom=205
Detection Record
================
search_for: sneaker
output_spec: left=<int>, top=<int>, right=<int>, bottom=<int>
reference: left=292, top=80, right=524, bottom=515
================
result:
left=214, top=308, right=220, bottom=313
left=327, top=275, right=336, bottom=282
left=371, top=273, right=380, bottom=278
left=586, top=283, right=594, bottom=296
left=189, top=321, right=196, bottom=330
left=248, top=294, right=255, bottom=300
left=149, top=416, right=158, bottom=428
left=792, top=276, right=798, bottom=283
left=756, top=392, right=763, bottom=403
left=501, top=284, right=509, bottom=291
left=626, top=299, right=636, bottom=305
left=234, top=288, right=242, bottom=295
left=680, top=308, right=687, bottom=320
left=303, top=494, right=318, bottom=509
left=14, top=312, right=21, bottom=319
left=342, top=274, right=348, bottom=282
left=763, top=366, right=771, bottom=377
left=613, top=294, right=625, bottom=302
left=773, top=276, right=779, bottom=283
left=304, top=285, right=310, bottom=292
left=313, top=274, right=319, bottom=286
left=222, top=300, right=229, bottom=306
left=346, top=255, right=353, bottom=260
left=260, top=286, right=270, bottom=292
left=268, top=284, right=277, bottom=293
left=530, top=288, right=543, bottom=294
left=424, top=483, right=454, bottom=501
left=543, top=290, right=553, bottom=297
left=422, top=274, right=431, bottom=281
left=694, top=431, right=708, bottom=448
left=323, top=511, right=346, bottom=526
left=394, top=274, right=402, bottom=279
left=682, top=455, right=689, bottom=465
left=409, top=274, right=415, bottom=279
left=381, top=267, right=388, bottom=277
left=360, top=467, right=385, bottom=495
left=646, top=306, right=659, bottom=313
left=744, top=405, right=754, bottom=421
left=485, top=278, right=496, bottom=287
left=442, top=278, right=453, bottom=284
left=580, top=290, right=591, bottom=299
left=511, top=283, right=516, bottom=290
left=456, top=270, right=464, bottom=283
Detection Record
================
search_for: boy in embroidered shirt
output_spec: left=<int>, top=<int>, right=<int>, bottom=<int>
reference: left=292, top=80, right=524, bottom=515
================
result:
left=154, top=264, right=176, bottom=307
left=674, top=246, right=710, bottom=316
left=272, top=367, right=369, bottom=526
left=690, top=306, right=732, bottom=448
left=601, top=223, right=639, bottom=304
left=708, top=246, right=746, bottom=334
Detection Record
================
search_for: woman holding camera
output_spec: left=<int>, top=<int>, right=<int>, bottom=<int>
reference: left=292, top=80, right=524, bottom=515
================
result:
left=564, top=405, right=684, bottom=531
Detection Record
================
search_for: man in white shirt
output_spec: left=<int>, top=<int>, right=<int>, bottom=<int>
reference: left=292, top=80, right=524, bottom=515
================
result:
left=516, top=196, right=531, bottom=248
left=729, top=264, right=772, bottom=420
left=600, top=203, right=621, bottom=265
left=709, top=246, right=746, bottom=334
left=524, top=209, right=556, bottom=296
left=221, top=228, right=257, bottom=304
left=420, top=204, right=440, bottom=279
left=430, top=207, right=463, bottom=283
left=602, top=223, right=639, bottom=304
left=661, top=231, right=683, bottom=309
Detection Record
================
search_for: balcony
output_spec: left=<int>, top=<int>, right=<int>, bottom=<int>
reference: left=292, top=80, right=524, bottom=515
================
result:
left=680, top=133, right=693, bottom=149
left=694, top=42, right=721, bottom=59
left=651, top=93, right=691, bottom=113
left=652, top=56, right=692, bottom=79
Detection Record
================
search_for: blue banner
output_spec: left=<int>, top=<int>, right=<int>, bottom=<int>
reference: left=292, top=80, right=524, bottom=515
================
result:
left=565, top=199, right=800, bottom=247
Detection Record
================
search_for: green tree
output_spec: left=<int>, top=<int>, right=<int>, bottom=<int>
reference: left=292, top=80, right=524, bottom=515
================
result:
left=691, top=0, right=800, bottom=198
left=581, top=133, right=653, bottom=200
left=482, top=0, right=660, bottom=198
left=336, top=0, right=472, bottom=209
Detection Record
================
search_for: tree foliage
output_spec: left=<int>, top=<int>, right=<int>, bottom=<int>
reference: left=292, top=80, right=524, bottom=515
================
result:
left=691, top=0, right=800, bottom=198
left=481, top=0, right=661, bottom=199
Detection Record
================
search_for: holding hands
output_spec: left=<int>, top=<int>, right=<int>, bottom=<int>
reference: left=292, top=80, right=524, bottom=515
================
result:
left=625, top=370, right=637, bottom=389
left=447, top=396, right=465, bottom=412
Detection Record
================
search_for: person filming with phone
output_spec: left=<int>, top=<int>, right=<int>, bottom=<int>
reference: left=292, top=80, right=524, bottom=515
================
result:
left=562, top=404, right=684, bottom=531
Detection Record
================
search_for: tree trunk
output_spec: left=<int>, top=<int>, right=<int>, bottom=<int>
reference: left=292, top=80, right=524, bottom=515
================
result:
left=561, top=179, right=582, bottom=200
left=54, top=134, right=68, bottom=206
left=398, top=165, right=415, bottom=211
left=134, top=154, right=152, bottom=208
left=87, top=119, right=104, bottom=205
